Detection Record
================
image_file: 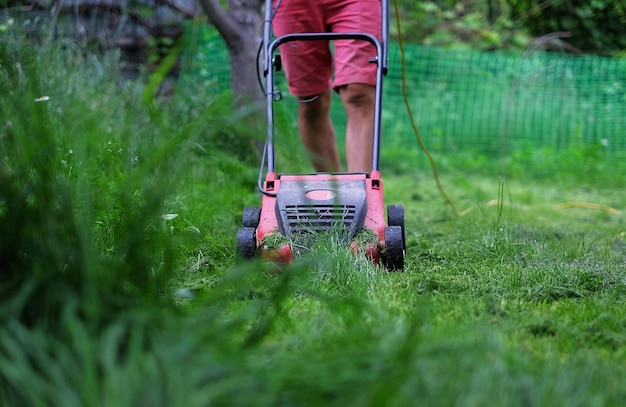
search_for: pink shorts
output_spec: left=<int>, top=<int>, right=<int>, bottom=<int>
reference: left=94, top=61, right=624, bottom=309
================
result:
left=272, top=0, right=381, bottom=97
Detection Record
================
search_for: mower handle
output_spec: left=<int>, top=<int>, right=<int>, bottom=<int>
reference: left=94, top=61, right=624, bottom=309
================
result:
left=262, top=0, right=389, bottom=177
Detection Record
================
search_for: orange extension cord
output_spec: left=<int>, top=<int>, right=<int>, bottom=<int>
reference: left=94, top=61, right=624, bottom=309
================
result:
left=392, top=0, right=459, bottom=216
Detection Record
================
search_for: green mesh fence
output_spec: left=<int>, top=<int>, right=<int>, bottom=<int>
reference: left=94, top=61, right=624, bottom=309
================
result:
left=397, top=46, right=626, bottom=158
left=181, top=26, right=626, bottom=164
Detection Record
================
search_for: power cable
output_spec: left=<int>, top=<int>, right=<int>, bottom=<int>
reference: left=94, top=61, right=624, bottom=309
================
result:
left=392, top=0, right=459, bottom=216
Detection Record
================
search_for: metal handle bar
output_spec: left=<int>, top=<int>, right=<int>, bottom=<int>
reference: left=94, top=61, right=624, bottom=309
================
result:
left=261, top=0, right=389, bottom=179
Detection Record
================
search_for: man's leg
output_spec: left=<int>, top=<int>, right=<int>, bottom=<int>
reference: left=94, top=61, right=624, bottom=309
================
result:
left=338, top=83, right=376, bottom=173
left=298, top=88, right=341, bottom=172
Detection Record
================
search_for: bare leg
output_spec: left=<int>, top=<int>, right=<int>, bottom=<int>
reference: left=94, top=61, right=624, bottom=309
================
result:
left=298, top=88, right=341, bottom=172
left=338, top=83, right=375, bottom=173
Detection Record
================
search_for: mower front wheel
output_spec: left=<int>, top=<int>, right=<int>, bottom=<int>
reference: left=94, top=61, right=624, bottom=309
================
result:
left=387, top=204, right=405, bottom=251
left=242, top=206, right=262, bottom=228
left=383, top=225, right=404, bottom=271
left=236, top=227, right=256, bottom=259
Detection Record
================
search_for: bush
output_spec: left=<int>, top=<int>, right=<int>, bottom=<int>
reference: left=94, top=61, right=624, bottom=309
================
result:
left=507, top=0, right=626, bottom=55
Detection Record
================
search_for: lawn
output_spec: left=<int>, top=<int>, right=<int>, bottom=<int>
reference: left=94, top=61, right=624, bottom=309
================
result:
left=1, top=34, right=626, bottom=406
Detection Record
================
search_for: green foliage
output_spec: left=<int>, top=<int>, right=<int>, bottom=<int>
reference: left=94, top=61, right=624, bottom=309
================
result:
left=0, top=31, right=190, bottom=307
left=0, top=24, right=263, bottom=407
left=178, top=23, right=266, bottom=165
left=507, top=0, right=626, bottom=55
left=392, top=0, right=532, bottom=50
left=393, top=0, right=625, bottom=55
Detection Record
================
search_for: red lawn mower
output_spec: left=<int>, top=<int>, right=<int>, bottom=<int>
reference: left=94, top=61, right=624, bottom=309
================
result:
left=236, top=0, right=405, bottom=270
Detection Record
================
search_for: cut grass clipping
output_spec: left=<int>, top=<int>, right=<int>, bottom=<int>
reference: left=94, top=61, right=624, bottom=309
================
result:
left=259, top=226, right=381, bottom=261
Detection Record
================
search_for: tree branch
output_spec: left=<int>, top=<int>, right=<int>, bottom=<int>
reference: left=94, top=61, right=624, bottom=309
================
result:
left=196, top=0, right=241, bottom=47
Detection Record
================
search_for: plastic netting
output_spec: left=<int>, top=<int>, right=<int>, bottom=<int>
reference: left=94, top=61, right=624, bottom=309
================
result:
left=394, top=46, right=626, bottom=158
left=181, top=27, right=626, bottom=163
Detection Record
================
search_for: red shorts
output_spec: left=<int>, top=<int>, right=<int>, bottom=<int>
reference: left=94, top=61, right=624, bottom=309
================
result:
left=272, top=0, right=381, bottom=97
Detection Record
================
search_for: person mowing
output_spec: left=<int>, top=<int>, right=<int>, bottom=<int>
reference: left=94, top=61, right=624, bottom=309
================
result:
left=272, top=0, right=381, bottom=173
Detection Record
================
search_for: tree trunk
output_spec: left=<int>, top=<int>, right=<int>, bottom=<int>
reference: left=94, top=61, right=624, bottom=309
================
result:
left=197, top=0, right=263, bottom=109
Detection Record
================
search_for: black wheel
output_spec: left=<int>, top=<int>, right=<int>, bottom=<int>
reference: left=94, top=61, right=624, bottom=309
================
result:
left=387, top=204, right=405, bottom=251
left=383, top=225, right=405, bottom=271
left=242, top=207, right=262, bottom=228
left=236, top=227, right=256, bottom=259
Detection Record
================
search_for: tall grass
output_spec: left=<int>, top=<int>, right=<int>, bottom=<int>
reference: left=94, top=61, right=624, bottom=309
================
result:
left=0, top=27, right=251, bottom=406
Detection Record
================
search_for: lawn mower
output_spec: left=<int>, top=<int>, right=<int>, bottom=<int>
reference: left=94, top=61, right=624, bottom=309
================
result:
left=236, top=0, right=405, bottom=270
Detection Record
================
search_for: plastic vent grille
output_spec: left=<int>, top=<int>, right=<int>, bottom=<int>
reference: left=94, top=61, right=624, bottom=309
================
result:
left=284, top=204, right=357, bottom=233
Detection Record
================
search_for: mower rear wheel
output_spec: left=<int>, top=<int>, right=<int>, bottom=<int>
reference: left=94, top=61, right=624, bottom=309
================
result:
left=387, top=204, right=405, bottom=250
left=242, top=206, right=262, bottom=228
left=236, top=227, right=256, bottom=259
left=383, top=225, right=404, bottom=271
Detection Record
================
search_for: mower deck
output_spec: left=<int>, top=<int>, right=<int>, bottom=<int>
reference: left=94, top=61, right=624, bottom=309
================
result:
left=236, top=171, right=405, bottom=270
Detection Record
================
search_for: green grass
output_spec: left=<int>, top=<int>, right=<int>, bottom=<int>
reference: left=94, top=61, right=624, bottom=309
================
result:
left=2, top=30, right=626, bottom=406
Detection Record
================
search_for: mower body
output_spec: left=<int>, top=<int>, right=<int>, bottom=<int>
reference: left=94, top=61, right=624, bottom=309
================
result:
left=237, top=171, right=405, bottom=270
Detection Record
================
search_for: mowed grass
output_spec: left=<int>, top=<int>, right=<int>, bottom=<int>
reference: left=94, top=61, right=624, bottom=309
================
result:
left=173, top=156, right=626, bottom=405
left=2, top=31, right=626, bottom=406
